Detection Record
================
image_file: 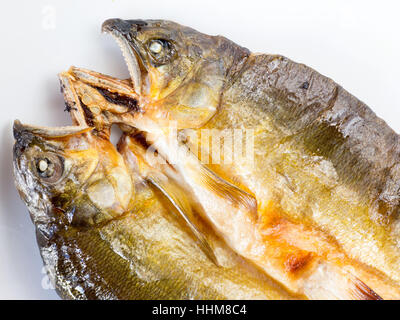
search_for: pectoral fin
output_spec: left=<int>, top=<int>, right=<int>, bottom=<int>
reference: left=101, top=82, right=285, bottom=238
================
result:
left=189, top=161, right=258, bottom=219
left=304, top=259, right=383, bottom=300
left=147, top=172, right=219, bottom=266
left=350, top=276, right=382, bottom=300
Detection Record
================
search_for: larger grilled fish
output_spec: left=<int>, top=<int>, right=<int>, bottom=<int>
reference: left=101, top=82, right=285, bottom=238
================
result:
left=61, top=66, right=399, bottom=300
left=12, top=72, right=296, bottom=300
left=94, top=18, right=400, bottom=298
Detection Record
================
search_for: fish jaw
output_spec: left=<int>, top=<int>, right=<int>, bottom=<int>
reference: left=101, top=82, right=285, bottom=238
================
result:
left=57, top=73, right=137, bottom=223
left=102, top=19, right=146, bottom=95
left=59, top=67, right=143, bottom=138
left=67, top=67, right=138, bottom=98
left=13, top=119, right=92, bottom=138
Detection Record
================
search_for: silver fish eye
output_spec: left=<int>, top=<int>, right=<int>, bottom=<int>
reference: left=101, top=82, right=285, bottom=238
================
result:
left=149, top=40, right=163, bottom=54
left=147, top=39, right=176, bottom=65
left=34, top=153, right=64, bottom=184
left=38, top=159, right=48, bottom=172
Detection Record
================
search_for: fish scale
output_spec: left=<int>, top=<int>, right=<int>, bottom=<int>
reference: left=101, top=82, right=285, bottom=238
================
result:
left=211, top=53, right=400, bottom=283
left=41, top=184, right=295, bottom=299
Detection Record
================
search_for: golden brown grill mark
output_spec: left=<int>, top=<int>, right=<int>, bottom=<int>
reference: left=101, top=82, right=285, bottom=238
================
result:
left=284, top=252, right=314, bottom=274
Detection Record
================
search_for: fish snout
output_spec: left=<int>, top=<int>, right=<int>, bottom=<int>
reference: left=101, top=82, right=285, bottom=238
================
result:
left=13, top=119, right=25, bottom=140
left=13, top=120, right=34, bottom=157
left=102, top=18, right=147, bottom=36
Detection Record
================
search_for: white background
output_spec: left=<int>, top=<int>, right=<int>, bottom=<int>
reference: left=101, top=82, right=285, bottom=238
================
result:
left=0, top=0, right=399, bottom=299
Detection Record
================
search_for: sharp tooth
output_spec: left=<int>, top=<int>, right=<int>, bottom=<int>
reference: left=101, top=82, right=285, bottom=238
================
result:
left=108, top=32, right=141, bottom=95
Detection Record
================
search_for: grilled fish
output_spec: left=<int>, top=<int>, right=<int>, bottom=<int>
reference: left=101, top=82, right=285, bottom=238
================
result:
left=91, top=18, right=400, bottom=298
left=63, top=66, right=400, bottom=299
left=12, top=72, right=296, bottom=300
left=13, top=18, right=400, bottom=299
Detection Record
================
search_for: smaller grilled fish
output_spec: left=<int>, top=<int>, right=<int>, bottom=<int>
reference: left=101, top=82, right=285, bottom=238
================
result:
left=12, top=71, right=297, bottom=300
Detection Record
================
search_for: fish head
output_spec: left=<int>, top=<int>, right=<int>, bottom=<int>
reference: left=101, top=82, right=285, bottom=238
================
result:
left=12, top=122, right=91, bottom=230
left=13, top=91, right=135, bottom=237
left=102, top=18, right=250, bottom=128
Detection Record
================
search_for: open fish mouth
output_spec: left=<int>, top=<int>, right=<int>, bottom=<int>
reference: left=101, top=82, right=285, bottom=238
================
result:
left=13, top=67, right=140, bottom=143
left=13, top=120, right=92, bottom=138
left=102, top=19, right=148, bottom=95
left=58, top=67, right=140, bottom=131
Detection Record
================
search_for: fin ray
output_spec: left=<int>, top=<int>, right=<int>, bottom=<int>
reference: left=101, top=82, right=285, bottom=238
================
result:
left=351, top=277, right=382, bottom=300
left=191, top=161, right=258, bottom=219
left=147, top=173, right=219, bottom=266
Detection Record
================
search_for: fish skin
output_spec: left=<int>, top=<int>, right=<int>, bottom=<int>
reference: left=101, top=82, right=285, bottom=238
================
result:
left=12, top=79, right=297, bottom=300
left=12, top=18, right=400, bottom=299
left=38, top=176, right=296, bottom=300
left=201, top=54, right=400, bottom=285
left=63, top=68, right=400, bottom=299
left=100, top=19, right=400, bottom=296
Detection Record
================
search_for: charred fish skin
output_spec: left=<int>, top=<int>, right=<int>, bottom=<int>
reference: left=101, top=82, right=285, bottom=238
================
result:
left=213, top=54, right=400, bottom=284
left=223, top=52, right=399, bottom=211
left=12, top=78, right=296, bottom=300
left=101, top=19, right=400, bottom=292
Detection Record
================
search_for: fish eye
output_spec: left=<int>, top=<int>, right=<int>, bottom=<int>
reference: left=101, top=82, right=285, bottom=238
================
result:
left=149, top=40, right=163, bottom=54
left=34, top=153, right=64, bottom=184
left=147, top=39, right=176, bottom=65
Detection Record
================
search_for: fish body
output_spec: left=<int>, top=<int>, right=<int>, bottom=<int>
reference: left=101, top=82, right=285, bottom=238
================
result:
left=12, top=74, right=295, bottom=300
left=97, top=19, right=400, bottom=298
left=60, top=66, right=397, bottom=299
left=13, top=18, right=400, bottom=299
left=200, top=53, right=400, bottom=286
left=32, top=170, right=294, bottom=299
